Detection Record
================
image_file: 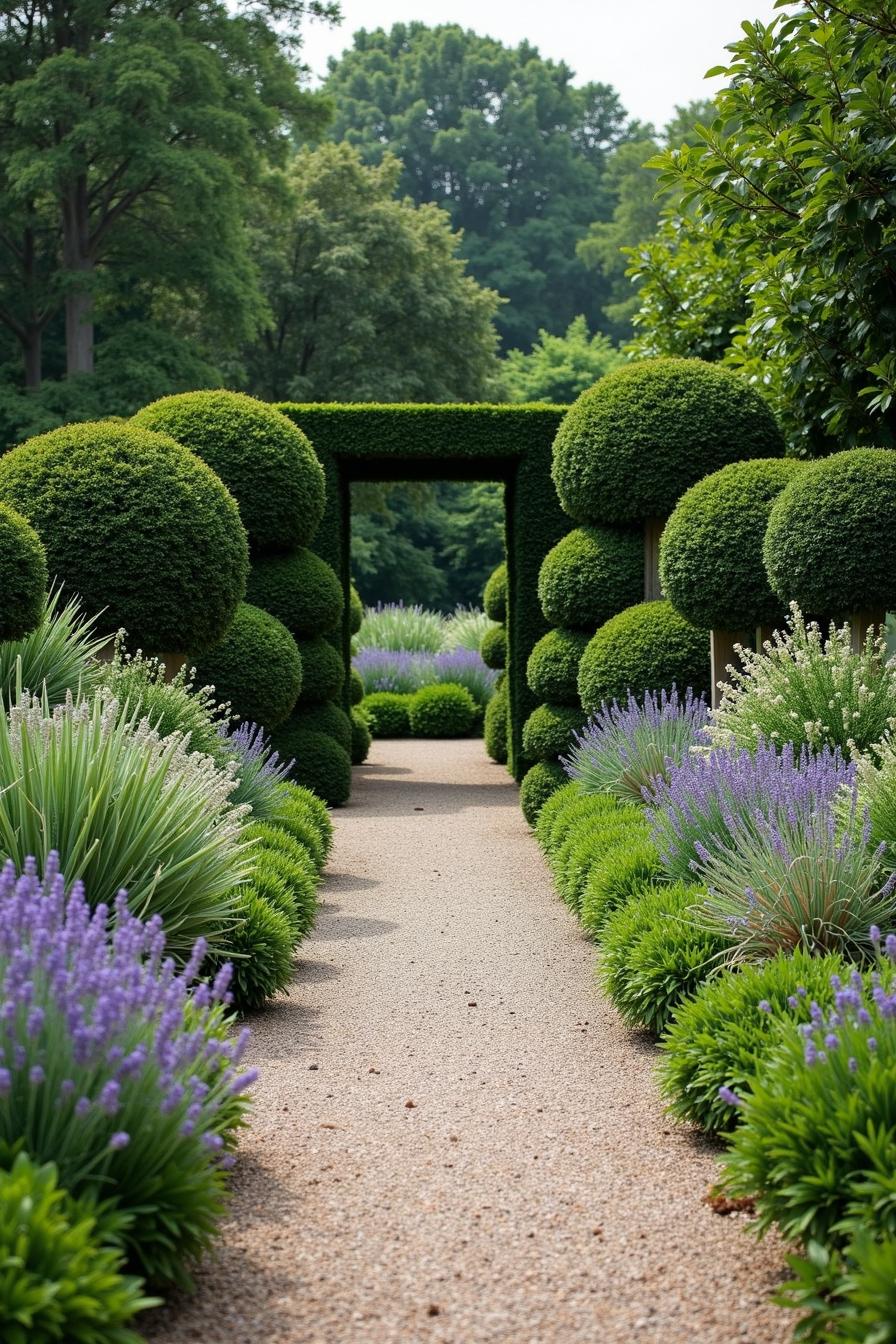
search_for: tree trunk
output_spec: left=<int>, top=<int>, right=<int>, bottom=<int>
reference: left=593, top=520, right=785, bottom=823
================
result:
left=23, top=325, right=42, bottom=391
left=61, top=176, right=95, bottom=376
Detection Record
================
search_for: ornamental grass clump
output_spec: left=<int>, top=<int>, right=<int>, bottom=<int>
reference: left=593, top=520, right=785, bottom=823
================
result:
left=355, top=602, right=446, bottom=653
left=563, top=686, right=708, bottom=803
left=647, top=740, right=856, bottom=884
left=707, top=604, right=896, bottom=759
left=441, top=606, right=491, bottom=653
left=0, top=589, right=105, bottom=706
left=0, top=856, right=256, bottom=1287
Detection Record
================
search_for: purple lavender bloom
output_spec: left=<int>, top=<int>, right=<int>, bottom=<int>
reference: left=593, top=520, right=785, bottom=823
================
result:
left=353, top=647, right=497, bottom=705
left=718, top=1085, right=743, bottom=1106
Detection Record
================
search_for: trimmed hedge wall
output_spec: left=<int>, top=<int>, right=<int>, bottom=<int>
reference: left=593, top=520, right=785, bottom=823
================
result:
left=275, top=404, right=571, bottom=779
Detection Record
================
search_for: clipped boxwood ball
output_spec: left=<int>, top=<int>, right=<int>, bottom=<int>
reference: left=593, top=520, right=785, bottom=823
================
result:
left=133, top=389, right=325, bottom=550
left=578, top=600, right=709, bottom=713
left=349, top=584, right=364, bottom=635
left=538, top=525, right=642, bottom=629
left=295, top=636, right=344, bottom=705
left=350, top=667, right=364, bottom=705
left=764, top=448, right=896, bottom=616
left=193, top=602, right=302, bottom=729
left=526, top=628, right=590, bottom=706
left=520, top=760, right=568, bottom=826
left=480, top=622, right=507, bottom=670
left=484, top=562, right=507, bottom=622
left=551, top=359, right=784, bottom=526
left=351, top=708, right=372, bottom=764
left=247, top=548, right=343, bottom=638
left=0, top=502, right=47, bottom=641
left=292, top=700, right=352, bottom=754
left=660, top=458, right=805, bottom=631
left=0, top=420, right=248, bottom=652
left=408, top=683, right=477, bottom=737
left=363, top=691, right=411, bottom=737
left=522, top=702, right=584, bottom=763
left=484, top=680, right=508, bottom=764
left=272, top=723, right=352, bottom=806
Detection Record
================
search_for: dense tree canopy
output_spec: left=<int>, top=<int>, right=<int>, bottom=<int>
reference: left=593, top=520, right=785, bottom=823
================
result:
left=324, top=23, right=633, bottom=349
left=500, top=317, right=622, bottom=404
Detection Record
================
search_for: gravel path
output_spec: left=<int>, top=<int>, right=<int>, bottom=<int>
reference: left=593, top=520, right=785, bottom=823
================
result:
left=145, top=738, right=792, bottom=1344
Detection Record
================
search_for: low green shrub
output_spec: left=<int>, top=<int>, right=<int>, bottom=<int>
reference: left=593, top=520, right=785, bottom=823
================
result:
left=578, top=601, right=710, bottom=713
left=538, top=526, right=642, bottom=629
left=292, top=700, right=352, bottom=754
left=0, top=1152, right=152, bottom=1344
left=580, top=835, right=664, bottom=936
left=519, top=760, right=568, bottom=826
left=0, top=590, right=105, bottom=706
left=133, top=389, right=325, bottom=550
left=484, top=678, right=508, bottom=763
left=778, top=1232, right=896, bottom=1344
left=247, top=548, right=343, bottom=639
left=272, top=723, right=352, bottom=806
left=555, top=807, right=650, bottom=915
left=535, top=785, right=618, bottom=860
left=534, top=780, right=586, bottom=852
left=408, top=683, right=477, bottom=737
left=484, top=561, right=507, bottom=622
left=527, top=628, right=590, bottom=705
left=0, top=502, right=47, bottom=642
left=349, top=584, right=363, bottom=635
left=658, top=949, right=846, bottom=1136
left=271, top=782, right=333, bottom=868
left=214, top=887, right=295, bottom=1013
left=600, top=881, right=725, bottom=1036
left=363, top=691, right=412, bottom=737
left=193, top=603, right=302, bottom=730
left=247, top=856, right=300, bottom=939
left=351, top=708, right=372, bottom=764
left=522, top=702, right=584, bottom=763
left=350, top=667, right=365, bottom=705
left=295, top=636, right=345, bottom=705
left=480, top=623, right=507, bottom=670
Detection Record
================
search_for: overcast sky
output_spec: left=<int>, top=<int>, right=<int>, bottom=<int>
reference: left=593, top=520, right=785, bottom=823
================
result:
left=302, top=0, right=781, bottom=130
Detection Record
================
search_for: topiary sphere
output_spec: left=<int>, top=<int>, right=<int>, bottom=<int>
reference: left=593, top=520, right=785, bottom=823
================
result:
left=291, top=700, right=352, bottom=754
left=0, top=502, right=47, bottom=641
left=763, top=449, right=896, bottom=616
left=349, top=584, right=364, bottom=635
left=484, top=680, right=508, bottom=764
left=520, top=760, right=568, bottom=827
left=483, top=562, right=507, bottom=622
left=350, top=667, right=365, bottom=705
left=351, top=708, right=372, bottom=764
left=272, top=722, right=352, bottom=806
left=408, top=682, right=477, bottom=737
left=538, top=525, right=642, bottom=629
left=480, top=622, right=507, bottom=670
left=0, top=421, right=248, bottom=654
left=363, top=691, right=411, bottom=737
left=526, top=628, right=590, bottom=706
left=193, top=602, right=302, bottom=729
left=247, top=548, right=343, bottom=638
left=133, top=389, right=325, bottom=550
left=295, top=636, right=344, bottom=705
left=578, top=600, right=710, bottom=714
left=660, top=457, right=805, bottom=631
left=551, top=358, right=785, bottom=526
left=522, top=702, right=584, bottom=763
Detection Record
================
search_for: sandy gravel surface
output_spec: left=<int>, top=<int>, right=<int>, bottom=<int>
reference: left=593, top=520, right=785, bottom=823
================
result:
left=145, top=738, right=792, bottom=1344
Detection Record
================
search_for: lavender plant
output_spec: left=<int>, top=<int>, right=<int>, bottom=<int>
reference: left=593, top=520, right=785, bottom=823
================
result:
left=562, top=687, right=709, bottom=803
left=0, top=856, right=256, bottom=1287
left=217, top=720, right=294, bottom=820
left=355, top=602, right=445, bottom=653
left=707, top=604, right=896, bottom=760
left=353, top=647, right=497, bottom=705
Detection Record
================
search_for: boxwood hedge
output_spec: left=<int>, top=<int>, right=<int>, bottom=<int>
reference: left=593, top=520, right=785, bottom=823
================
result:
left=538, top=525, right=642, bottom=630
left=577, top=601, right=710, bottom=713
left=192, top=602, right=302, bottom=729
left=0, top=503, right=47, bottom=641
left=408, top=683, right=477, bottom=737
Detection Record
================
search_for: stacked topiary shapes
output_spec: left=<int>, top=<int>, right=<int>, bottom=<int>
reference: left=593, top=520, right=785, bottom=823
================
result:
left=0, top=502, right=48, bottom=642
left=133, top=390, right=351, bottom=805
left=660, top=458, right=804, bottom=705
left=482, top=561, right=510, bottom=765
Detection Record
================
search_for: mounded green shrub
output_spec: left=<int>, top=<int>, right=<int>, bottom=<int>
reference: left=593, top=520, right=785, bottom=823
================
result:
left=249, top=853, right=300, bottom=939
left=222, top=887, right=295, bottom=1012
left=660, top=457, right=806, bottom=631
left=538, top=790, right=623, bottom=867
left=580, top=834, right=663, bottom=936
left=520, top=760, right=568, bottom=826
left=535, top=780, right=590, bottom=853
left=349, top=584, right=363, bottom=635
left=480, top=623, right=507, bottom=670
left=0, top=503, right=47, bottom=642
left=658, top=949, right=845, bottom=1136
left=526, top=627, right=590, bottom=705
left=0, top=420, right=248, bottom=653
left=350, top=667, right=365, bottom=705
left=244, top=821, right=318, bottom=938
left=351, top=708, right=372, bottom=764
left=764, top=448, right=896, bottom=616
left=291, top=700, right=352, bottom=754
left=193, top=603, right=302, bottom=730
left=271, top=782, right=332, bottom=867
left=408, top=682, right=477, bottom=737
left=295, top=636, right=344, bottom=705
left=484, top=678, right=508, bottom=763
left=522, top=702, right=584, bottom=763
left=247, top=548, right=343, bottom=639
left=555, top=806, right=650, bottom=915
left=578, top=601, right=710, bottom=713
left=363, top=691, right=412, bottom=737
left=271, top=723, right=352, bottom=806
left=538, top=526, right=643, bottom=630
left=133, top=389, right=325, bottom=551
left=600, top=881, right=726, bottom=1036
left=484, top=561, right=507, bottom=622
left=551, top=358, right=784, bottom=525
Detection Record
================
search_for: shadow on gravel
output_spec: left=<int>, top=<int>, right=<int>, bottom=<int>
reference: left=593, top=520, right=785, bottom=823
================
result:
left=320, top=914, right=398, bottom=940
left=295, top=959, right=341, bottom=984
left=321, top=872, right=380, bottom=893
left=348, top=777, right=515, bottom=817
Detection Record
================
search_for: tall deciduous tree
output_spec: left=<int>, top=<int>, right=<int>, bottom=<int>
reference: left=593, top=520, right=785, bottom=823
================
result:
left=500, top=316, right=623, bottom=403
left=324, top=23, right=632, bottom=349
left=244, top=142, right=502, bottom=402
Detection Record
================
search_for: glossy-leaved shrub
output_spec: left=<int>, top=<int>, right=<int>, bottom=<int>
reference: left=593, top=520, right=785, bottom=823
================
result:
left=408, top=683, right=477, bottom=737
left=538, top=525, right=642, bottom=629
left=578, top=601, right=710, bottom=714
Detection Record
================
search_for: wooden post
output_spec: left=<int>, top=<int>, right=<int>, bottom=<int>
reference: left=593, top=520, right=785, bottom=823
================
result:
left=711, top=629, right=751, bottom=709
left=849, top=610, right=886, bottom=655
left=153, top=653, right=189, bottom=683
left=755, top=625, right=776, bottom=652
left=644, top=517, right=665, bottom=603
